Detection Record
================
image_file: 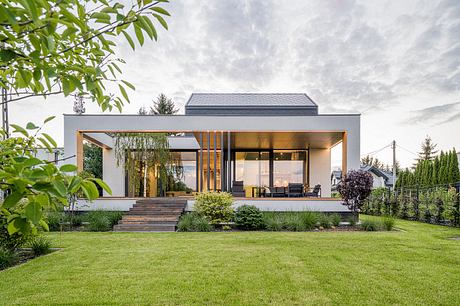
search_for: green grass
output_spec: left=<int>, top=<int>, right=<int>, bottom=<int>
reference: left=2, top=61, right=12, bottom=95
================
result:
left=1, top=216, right=459, bottom=305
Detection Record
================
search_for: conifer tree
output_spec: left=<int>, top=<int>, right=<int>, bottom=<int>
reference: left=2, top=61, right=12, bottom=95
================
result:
left=417, top=136, right=438, bottom=162
left=452, top=148, right=460, bottom=183
left=432, top=156, right=440, bottom=185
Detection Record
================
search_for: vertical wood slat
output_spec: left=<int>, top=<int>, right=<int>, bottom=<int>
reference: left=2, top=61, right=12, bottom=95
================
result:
left=221, top=131, right=224, bottom=191
left=76, top=131, right=84, bottom=172
left=227, top=131, right=231, bottom=191
left=199, top=132, right=203, bottom=192
left=213, top=131, right=217, bottom=191
left=207, top=131, right=211, bottom=191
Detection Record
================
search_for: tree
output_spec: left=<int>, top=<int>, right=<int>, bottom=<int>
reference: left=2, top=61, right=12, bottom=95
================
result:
left=451, top=149, right=460, bottom=183
left=337, top=170, right=373, bottom=216
left=142, top=93, right=178, bottom=115
left=361, top=155, right=384, bottom=169
left=0, top=0, right=170, bottom=112
left=138, top=106, right=148, bottom=115
left=0, top=119, right=110, bottom=250
left=83, top=143, right=102, bottom=179
left=416, top=136, right=438, bottom=162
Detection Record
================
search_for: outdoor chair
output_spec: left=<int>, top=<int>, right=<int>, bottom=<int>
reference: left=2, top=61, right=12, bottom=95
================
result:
left=231, top=181, right=246, bottom=197
left=287, top=183, right=304, bottom=197
left=304, top=184, right=321, bottom=197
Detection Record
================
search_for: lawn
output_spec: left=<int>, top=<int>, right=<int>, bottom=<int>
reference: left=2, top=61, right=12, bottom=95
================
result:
left=1, top=216, right=459, bottom=305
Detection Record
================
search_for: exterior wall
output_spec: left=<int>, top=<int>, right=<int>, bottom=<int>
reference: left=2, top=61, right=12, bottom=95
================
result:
left=309, top=148, right=331, bottom=197
left=371, top=173, right=386, bottom=188
left=103, top=148, right=125, bottom=196
left=74, top=198, right=349, bottom=212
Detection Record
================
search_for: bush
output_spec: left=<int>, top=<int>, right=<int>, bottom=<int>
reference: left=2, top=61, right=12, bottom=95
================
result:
left=382, top=217, right=395, bottom=231
left=177, top=213, right=213, bottom=232
left=318, top=213, right=332, bottom=229
left=338, top=170, right=373, bottom=213
left=46, top=211, right=64, bottom=231
left=0, top=247, right=18, bottom=270
left=87, top=211, right=123, bottom=231
left=194, top=192, right=234, bottom=224
left=331, top=213, right=341, bottom=227
left=66, top=214, right=84, bottom=227
left=29, top=236, right=52, bottom=256
left=263, top=213, right=282, bottom=231
left=301, top=212, right=318, bottom=230
left=234, top=205, right=264, bottom=230
left=347, top=216, right=357, bottom=227
left=0, top=210, right=31, bottom=251
left=262, top=212, right=318, bottom=231
left=360, top=219, right=379, bottom=231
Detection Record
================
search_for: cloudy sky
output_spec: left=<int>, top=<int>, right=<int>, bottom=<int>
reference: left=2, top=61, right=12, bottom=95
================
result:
left=8, top=0, right=460, bottom=168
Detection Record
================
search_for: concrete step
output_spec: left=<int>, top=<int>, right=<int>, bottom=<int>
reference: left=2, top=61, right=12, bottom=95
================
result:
left=113, top=224, right=176, bottom=232
left=119, top=220, right=178, bottom=225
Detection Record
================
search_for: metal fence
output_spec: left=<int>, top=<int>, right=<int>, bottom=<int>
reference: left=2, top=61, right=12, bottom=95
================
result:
left=362, top=182, right=460, bottom=227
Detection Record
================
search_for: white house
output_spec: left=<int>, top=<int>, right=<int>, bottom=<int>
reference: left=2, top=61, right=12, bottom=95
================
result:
left=64, top=93, right=361, bottom=215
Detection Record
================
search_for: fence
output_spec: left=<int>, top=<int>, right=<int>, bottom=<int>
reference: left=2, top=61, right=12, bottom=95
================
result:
left=362, top=182, right=460, bottom=227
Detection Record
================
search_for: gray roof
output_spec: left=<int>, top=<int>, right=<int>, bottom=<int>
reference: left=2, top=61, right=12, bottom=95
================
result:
left=360, top=165, right=396, bottom=187
left=185, top=93, right=318, bottom=116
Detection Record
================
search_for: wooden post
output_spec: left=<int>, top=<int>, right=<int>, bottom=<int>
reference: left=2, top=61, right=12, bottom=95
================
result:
left=199, top=132, right=203, bottom=192
left=76, top=131, right=84, bottom=172
left=213, top=131, right=217, bottom=191
left=221, top=131, right=224, bottom=191
left=207, top=131, right=211, bottom=191
left=341, top=131, right=348, bottom=178
left=227, top=131, right=231, bottom=191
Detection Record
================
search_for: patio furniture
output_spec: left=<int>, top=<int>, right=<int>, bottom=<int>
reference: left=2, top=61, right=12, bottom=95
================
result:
left=268, top=186, right=287, bottom=197
left=287, top=183, right=304, bottom=197
left=305, top=184, right=321, bottom=197
left=232, top=181, right=246, bottom=197
left=251, top=186, right=266, bottom=198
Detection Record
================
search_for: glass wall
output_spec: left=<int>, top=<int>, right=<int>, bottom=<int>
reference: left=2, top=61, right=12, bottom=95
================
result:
left=273, top=150, right=307, bottom=187
left=235, top=151, right=269, bottom=196
left=167, top=151, right=197, bottom=193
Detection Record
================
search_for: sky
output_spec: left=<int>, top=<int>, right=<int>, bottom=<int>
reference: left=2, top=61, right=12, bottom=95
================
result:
left=7, top=0, right=460, bottom=169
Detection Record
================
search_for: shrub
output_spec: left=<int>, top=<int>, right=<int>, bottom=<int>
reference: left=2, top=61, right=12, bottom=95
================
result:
left=66, top=214, right=84, bottom=227
left=301, top=212, right=318, bottom=230
left=30, top=236, right=52, bottom=256
left=281, top=213, right=306, bottom=231
left=262, top=212, right=317, bottom=231
left=263, top=213, right=282, bottom=231
left=347, top=216, right=357, bottom=227
left=0, top=210, right=31, bottom=251
left=338, top=170, right=373, bottom=213
left=331, top=213, right=341, bottom=227
left=318, top=213, right=332, bottom=229
left=177, top=213, right=213, bottom=232
left=46, top=212, right=64, bottom=231
left=382, top=217, right=395, bottom=231
left=194, top=192, right=234, bottom=224
left=234, top=205, right=264, bottom=230
left=87, top=211, right=123, bottom=231
left=0, top=247, right=18, bottom=270
left=360, top=219, right=379, bottom=231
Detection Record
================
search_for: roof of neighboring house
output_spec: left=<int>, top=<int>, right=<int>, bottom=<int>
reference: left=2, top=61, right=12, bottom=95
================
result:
left=185, top=93, right=319, bottom=115
left=360, top=165, right=396, bottom=187
left=331, top=170, right=342, bottom=180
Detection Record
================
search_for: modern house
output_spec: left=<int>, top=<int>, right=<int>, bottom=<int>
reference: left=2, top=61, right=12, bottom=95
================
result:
left=360, top=165, right=395, bottom=189
left=64, top=93, right=360, bottom=214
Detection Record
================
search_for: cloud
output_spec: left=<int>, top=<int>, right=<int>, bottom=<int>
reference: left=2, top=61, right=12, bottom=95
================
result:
left=407, top=101, right=460, bottom=124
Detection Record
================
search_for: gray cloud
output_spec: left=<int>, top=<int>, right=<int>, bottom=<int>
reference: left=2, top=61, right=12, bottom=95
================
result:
left=407, top=101, right=460, bottom=124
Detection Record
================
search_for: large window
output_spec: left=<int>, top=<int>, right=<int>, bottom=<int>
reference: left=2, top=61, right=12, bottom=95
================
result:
left=168, top=151, right=197, bottom=192
left=273, top=150, right=307, bottom=187
left=235, top=152, right=269, bottom=196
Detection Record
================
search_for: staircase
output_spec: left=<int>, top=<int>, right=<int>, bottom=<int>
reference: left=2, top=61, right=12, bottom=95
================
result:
left=113, top=198, right=187, bottom=232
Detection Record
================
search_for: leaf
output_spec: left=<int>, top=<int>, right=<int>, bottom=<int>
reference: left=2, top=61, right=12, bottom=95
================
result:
left=134, top=22, right=144, bottom=46
left=92, top=178, right=112, bottom=195
left=2, top=192, right=24, bottom=209
left=60, top=164, right=78, bottom=172
left=0, top=49, right=17, bottom=62
left=118, top=84, right=129, bottom=103
left=52, top=180, right=67, bottom=197
left=153, top=14, right=168, bottom=30
left=42, top=133, right=58, bottom=148
left=38, top=137, right=53, bottom=152
left=39, top=219, right=50, bottom=232
left=68, top=176, right=82, bottom=193
left=26, top=122, right=39, bottom=130
left=121, top=80, right=135, bottom=90
left=121, top=30, right=135, bottom=50
left=25, top=202, right=42, bottom=224
left=10, top=124, right=29, bottom=137
left=81, top=180, right=100, bottom=200
left=44, top=116, right=55, bottom=124
left=151, top=6, right=170, bottom=16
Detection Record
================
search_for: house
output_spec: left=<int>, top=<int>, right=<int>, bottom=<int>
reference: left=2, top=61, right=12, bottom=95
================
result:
left=64, top=93, right=360, bottom=213
left=330, top=170, right=342, bottom=191
left=360, top=165, right=395, bottom=189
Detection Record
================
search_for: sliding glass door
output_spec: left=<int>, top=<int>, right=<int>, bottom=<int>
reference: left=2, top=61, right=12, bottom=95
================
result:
left=273, top=150, right=307, bottom=187
left=235, top=151, right=269, bottom=197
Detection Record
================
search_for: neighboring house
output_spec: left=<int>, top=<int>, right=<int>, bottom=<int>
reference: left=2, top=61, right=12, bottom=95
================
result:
left=360, top=165, right=396, bottom=189
left=330, top=170, right=342, bottom=191
left=64, top=93, right=360, bottom=213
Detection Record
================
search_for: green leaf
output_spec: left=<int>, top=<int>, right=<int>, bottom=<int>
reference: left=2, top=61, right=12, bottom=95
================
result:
left=7, top=219, right=19, bottom=235
left=91, top=12, right=111, bottom=21
left=62, top=78, right=70, bottom=96
left=60, top=164, right=78, bottom=172
left=25, top=202, right=42, bottom=224
left=68, top=176, right=82, bottom=193
left=121, top=80, right=135, bottom=90
left=121, top=30, right=135, bottom=50
left=81, top=180, right=99, bottom=200
left=10, top=124, right=29, bottom=137
left=0, top=49, right=17, bottom=62
left=92, top=178, right=112, bottom=195
left=42, top=133, right=58, bottom=148
left=38, top=137, right=53, bottom=152
left=39, top=219, right=50, bottom=232
left=26, top=122, right=39, bottom=130
left=2, top=192, right=24, bottom=209
left=134, top=23, right=144, bottom=46
left=44, top=116, right=55, bottom=124
left=151, top=7, right=170, bottom=16
left=118, top=84, right=129, bottom=103
left=52, top=180, right=67, bottom=197
left=153, top=13, right=168, bottom=30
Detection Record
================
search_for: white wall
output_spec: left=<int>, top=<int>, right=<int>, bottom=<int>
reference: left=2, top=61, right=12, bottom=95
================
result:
left=310, top=148, right=332, bottom=197
left=103, top=148, right=125, bottom=196
left=371, top=173, right=386, bottom=188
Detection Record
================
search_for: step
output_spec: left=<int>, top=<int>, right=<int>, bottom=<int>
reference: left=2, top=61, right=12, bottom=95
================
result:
left=123, top=215, right=179, bottom=220
left=113, top=224, right=176, bottom=232
left=119, top=220, right=178, bottom=225
left=132, top=204, right=186, bottom=209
